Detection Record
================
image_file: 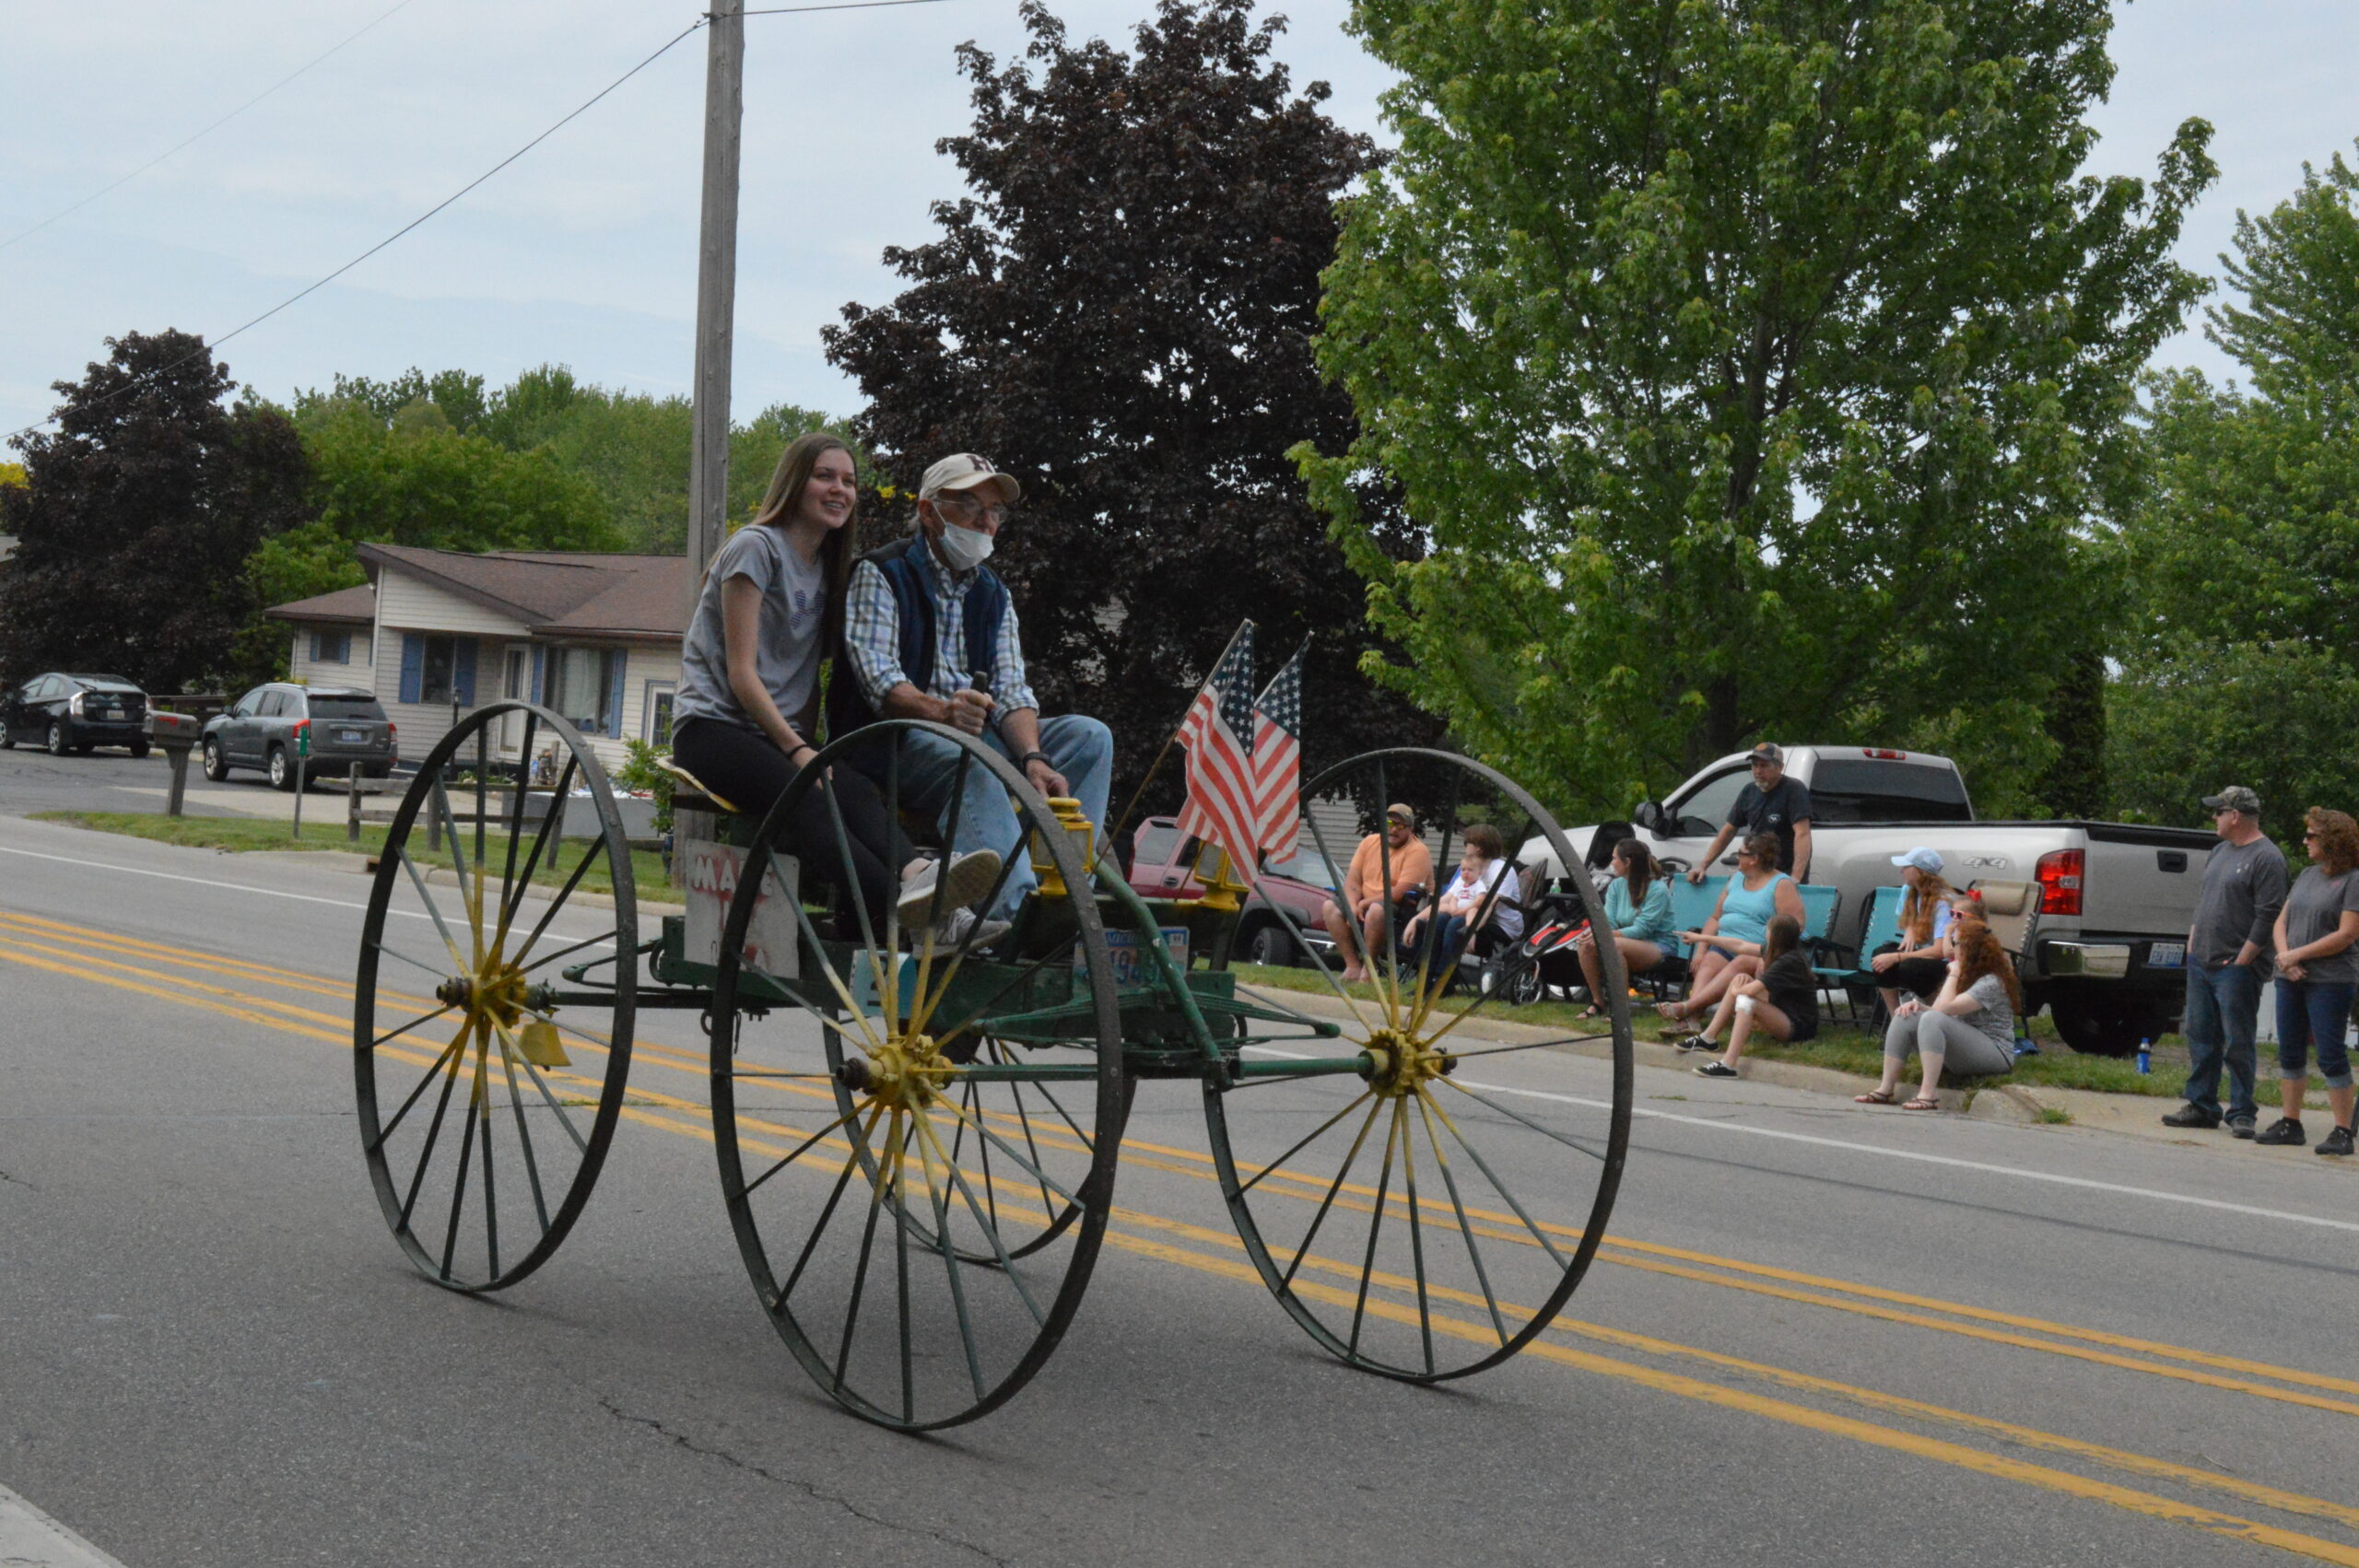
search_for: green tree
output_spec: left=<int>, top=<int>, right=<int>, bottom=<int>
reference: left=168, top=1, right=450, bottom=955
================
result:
left=826, top=0, right=1437, bottom=791
left=1298, top=0, right=2213, bottom=818
left=0, top=331, right=311, bottom=692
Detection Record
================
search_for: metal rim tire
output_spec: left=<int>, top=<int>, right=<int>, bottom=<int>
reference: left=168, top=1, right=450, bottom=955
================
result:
left=202, top=739, right=229, bottom=782
left=47, top=721, right=66, bottom=756
left=1503, top=964, right=1545, bottom=1007
left=268, top=747, right=293, bottom=790
left=353, top=702, right=637, bottom=1293
left=709, top=719, right=1128, bottom=1432
left=1198, top=747, right=1635, bottom=1383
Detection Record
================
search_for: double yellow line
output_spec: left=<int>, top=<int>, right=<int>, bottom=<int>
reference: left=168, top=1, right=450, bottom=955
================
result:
left=6, top=906, right=2359, bottom=1561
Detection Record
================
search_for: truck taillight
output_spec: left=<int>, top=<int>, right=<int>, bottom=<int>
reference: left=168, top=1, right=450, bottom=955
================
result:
left=1860, top=748, right=1907, bottom=760
left=2036, top=848, right=2083, bottom=917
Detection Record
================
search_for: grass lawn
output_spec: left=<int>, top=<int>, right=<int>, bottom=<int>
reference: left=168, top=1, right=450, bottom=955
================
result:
left=32, top=810, right=674, bottom=905
left=1226, top=959, right=2203, bottom=1098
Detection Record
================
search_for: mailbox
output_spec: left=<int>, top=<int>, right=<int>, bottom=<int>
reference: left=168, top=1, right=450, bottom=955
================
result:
left=146, top=710, right=203, bottom=816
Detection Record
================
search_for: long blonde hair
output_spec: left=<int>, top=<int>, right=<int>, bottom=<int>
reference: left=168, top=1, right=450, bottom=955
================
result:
left=744, top=431, right=857, bottom=649
left=1900, top=870, right=1954, bottom=944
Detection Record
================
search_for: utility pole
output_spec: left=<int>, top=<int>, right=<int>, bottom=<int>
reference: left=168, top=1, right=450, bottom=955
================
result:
left=686, top=0, right=745, bottom=624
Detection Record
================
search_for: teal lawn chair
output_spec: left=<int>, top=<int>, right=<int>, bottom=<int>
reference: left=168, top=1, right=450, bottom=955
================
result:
left=1814, top=883, right=1904, bottom=1024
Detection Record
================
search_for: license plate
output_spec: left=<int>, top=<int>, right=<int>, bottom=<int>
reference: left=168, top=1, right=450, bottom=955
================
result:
left=2146, top=942, right=2185, bottom=969
left=338, top=729, right=365, bottom=743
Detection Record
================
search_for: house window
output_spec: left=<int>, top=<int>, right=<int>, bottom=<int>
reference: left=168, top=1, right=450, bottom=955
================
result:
left=642, top=680, right=675, bottom=743
left=546, top=646, right=623, bottom=735
left=311, top=629, right=351, bottom=664
left=421, top=638, right=458, bottom=704
left=398, top=633, right=476, bottom=707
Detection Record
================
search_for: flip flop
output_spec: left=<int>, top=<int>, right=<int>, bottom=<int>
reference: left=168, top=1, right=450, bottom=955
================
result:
left=1903, top=1096, right=1941, bottom=1111
left=1853, top=1089, right=1897, bottom=1105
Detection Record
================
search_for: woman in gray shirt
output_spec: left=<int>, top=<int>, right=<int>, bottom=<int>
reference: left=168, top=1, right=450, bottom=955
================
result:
left=1857, top=916, right=2017, bottom=1110
left=2263, top=808, right=2359, bottom=1154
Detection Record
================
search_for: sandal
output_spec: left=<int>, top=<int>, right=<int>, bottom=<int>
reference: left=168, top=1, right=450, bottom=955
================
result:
left=1654, top=1000, right=1689, bottom=1022
left=1903, top=1096, right=1941, bottom=1112
left=1579, top=1004, right=1604, bottom=1019
left=1853, top=1089, right=1897, bottom=1105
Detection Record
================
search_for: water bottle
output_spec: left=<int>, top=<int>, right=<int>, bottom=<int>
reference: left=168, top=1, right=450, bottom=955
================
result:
left=2136, top=1037, right=2152, bottom=1075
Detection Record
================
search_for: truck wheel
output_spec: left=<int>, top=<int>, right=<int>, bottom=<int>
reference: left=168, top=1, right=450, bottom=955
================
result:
left=2050, top=994, right=2146, bottom=1057
left=202, top=739, right=229, bottom=782
left=1247, top=922, right=1297, bottom=967
left=268, top=746, right=293, bottom=791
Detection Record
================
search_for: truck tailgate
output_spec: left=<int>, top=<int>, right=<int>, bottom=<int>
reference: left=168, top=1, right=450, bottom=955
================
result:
left=2079, top=825, right=2211, bottom=934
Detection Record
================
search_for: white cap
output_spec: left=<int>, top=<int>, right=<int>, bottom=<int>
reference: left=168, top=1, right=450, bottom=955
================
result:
left=1890, top=847, right=1943, bottom=875
left=919, top=452, right=1021, bottom=503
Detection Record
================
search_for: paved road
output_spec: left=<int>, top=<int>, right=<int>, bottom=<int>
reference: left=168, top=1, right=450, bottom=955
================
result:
left=0, top=742, right=339, bottom=822
left=6, top=767, right=2359, bottom=1566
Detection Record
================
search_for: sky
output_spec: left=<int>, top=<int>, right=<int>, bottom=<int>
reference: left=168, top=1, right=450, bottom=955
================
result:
left=4, top=0, right=2354, bottom=440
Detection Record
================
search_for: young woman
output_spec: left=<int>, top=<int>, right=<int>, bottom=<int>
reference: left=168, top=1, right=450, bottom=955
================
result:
left=670, top=433, right=997, bottom=943
left=1857, top=915, right=2018, bottom=1109
left=1571, top=837, right=1674, bottom=1017
left=1690, top=913, right=1817, bottom=1077
left=1659, top=833, right=1805, bottom=1025
left=1872, top=848, right=1956, bottom=1014
left=1402, top=823, right=1521, bottom=963
left=2264, top=807, right=2359, bottom=1153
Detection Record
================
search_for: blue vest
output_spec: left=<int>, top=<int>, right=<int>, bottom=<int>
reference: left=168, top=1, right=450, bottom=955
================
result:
left=827, top=533, right=1009, bottom=737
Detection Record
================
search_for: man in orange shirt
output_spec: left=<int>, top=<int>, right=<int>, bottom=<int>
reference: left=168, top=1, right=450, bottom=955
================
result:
left=1319, top=803, right=1436, bottom=982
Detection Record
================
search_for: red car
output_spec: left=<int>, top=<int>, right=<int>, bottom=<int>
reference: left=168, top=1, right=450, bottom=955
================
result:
left=1125, top=815, right=1342, bottom=968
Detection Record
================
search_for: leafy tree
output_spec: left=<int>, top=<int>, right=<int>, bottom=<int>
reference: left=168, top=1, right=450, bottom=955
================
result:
left=1298, top=0, right=2213, bottom=819
left=825, top=0, right=1438, bottom=795
left=0, top=331, right=311, bottom=692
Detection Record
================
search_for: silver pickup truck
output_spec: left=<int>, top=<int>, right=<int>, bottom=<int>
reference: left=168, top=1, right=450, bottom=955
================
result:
left=1521, top=746, right=2214, bottom=1056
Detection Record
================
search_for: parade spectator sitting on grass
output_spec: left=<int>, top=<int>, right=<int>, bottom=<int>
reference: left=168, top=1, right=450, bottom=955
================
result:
left=1687, top=742, right=1813, bottom=883
left=1856, top=916, right=2018, bottom=1110
left=2162, top=786, right=2289, bottom=1137
left=2259, top=807, right=2359, bottom=1155
left=1570, top=837, right=1674, bottom=1019
left=1320, top=803, right=1434, bottom=984
left=1873, top=848, right=1957, bottom=1013
left=1659, top=833, right=1804, bottom=1028
left=1688, top=913, right=1819, bottom=1078
left=1402, top=823, right=1521, bottom=966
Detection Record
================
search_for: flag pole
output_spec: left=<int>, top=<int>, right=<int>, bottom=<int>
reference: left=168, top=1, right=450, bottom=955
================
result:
left=1103, top=617, right=1253, bottom=857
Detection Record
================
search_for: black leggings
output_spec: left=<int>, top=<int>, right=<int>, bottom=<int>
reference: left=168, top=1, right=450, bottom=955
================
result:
left=1872, top=943, right=1948, bottom=1000
left=674, top=718, right=917, bottom=931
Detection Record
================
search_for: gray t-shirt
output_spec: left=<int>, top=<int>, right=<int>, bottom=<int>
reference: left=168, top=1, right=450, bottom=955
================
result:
left=673, top=525, right=827, bottom=738
left=2282, top=865, right=2359, bottom=984
left=1962, top=972, right=2014, bottom=1047
left=2189, top=836, right=2291, bottom=973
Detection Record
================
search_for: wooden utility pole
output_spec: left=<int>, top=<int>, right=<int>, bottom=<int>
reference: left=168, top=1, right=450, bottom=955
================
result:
left=686, top=0, right=745, bottom=622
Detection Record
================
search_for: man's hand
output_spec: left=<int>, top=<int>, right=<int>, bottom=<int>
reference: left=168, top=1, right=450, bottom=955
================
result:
left=943, top=688, right=994, bottom=736
left=1026, top=757, right=1068, bottom=797
left=2232, top=941, right=2261, bottom=968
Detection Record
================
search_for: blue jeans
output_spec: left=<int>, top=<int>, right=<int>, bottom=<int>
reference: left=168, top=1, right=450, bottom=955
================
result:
left=2182, top=962, right=2262, bottom=1123
left=2275, top=978, right=2356, bottom=1088
left=873, top=714, right=1113, bottom=921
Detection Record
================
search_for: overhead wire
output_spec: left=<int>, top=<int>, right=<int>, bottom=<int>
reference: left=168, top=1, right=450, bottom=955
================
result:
left=0, top=0, right=427, bottom=253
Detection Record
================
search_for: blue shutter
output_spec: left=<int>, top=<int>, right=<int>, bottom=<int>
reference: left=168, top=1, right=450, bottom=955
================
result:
left=531, top=646, right=546, bottom=706
left=604, top=649, right=628, bottom=737
left=453, top=639, right=477, bottom=707
left=398, top=634, right=424, bottom=705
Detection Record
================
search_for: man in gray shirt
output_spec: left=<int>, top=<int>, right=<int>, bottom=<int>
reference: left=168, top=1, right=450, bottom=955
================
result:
left=2163, top=786, right=2290, bottom=1133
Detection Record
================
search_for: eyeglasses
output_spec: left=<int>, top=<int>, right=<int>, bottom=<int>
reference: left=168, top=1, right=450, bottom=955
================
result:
left=934, top=493, right=1010, bottom=528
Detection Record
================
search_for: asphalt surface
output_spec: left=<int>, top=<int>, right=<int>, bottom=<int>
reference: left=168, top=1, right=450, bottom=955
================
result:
left=6, top=747, right=2359, bottom=1568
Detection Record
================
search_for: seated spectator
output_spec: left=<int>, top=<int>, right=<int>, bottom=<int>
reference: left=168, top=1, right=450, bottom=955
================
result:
left=1857, top=916, right=2018, bottom=1109
left=1571, top=837, right=1674, bottom=1018
left=1320, top=802, right=1434, bottom=983
left=1689, top=914, right=1818, bottom=1076
left=1402, top=824, right=1521, bottom=966
left=1872, top=848, right=1957, bottom=1015
left=1658, top=833, right=1804, bottom=1025
left=2260, top=807, right=2359, bottom=1153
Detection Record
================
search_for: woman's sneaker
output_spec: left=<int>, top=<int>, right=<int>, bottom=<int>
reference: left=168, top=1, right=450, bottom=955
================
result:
left=2317, top=1125, right=2355, bottom=1157
left=921, top=906, right=1012, bottom=955
left=1672, top=1034, right=1713, bottom=1052
left=1694, top=1059, right=1739, bottom=1079
left=897, top=849, right=1003, bottom=930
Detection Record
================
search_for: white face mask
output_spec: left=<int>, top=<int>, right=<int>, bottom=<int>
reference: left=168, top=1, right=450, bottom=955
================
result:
left=935, top=521, right=994, bottom=572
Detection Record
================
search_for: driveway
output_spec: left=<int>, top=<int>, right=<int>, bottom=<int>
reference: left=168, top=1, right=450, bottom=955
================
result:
left=0, top=743, right=347, bottom=822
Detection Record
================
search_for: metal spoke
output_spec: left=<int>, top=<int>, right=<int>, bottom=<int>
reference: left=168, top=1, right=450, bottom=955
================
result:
left=924, top=932, right=1081, bottom=1049
left=909, top=1110, right=989, bottom=1401
left=758, top=871, right=886, bottom=1051
left=428, top=778, right=481, bottom=965
left=738, top=1107, right=861, bottom=1200
left=495, top=750, right=578, bottom=947
left=906, top=842, right=1027, bottom=1039
left=1420, top=1089, right=1571, bottom=1266
left=776, top=1100, right=886, bottom=1305
left=395, top=849, right=469, bottom=973
left=510, top=834, right=609, bottom=971
left=1278, top=1096, right=1386, bottom=1290
left=1347, top=1100, right=1403, bottom=1359
left=439, top=1038, right=487, bottom=1279
left=369, top=938, right=456, bottom=982
left=1371, top=758, right=1403, bottom=1029
left=892, top=1115, right=915, bottom=1424
left=370, top=1000, right=456, bottom=1050
left=1292, top=812, right=1379, bottom=1034
left=1398, top=1096, right=1434, bottom=1374
left=478, top=1089, right=500, bottom=1281
left=817, top=774, right=888, bottom=1012
left=931, top=1094, right=1082, bottom=1208
left=367, top=1031, right=468, bottom=1153
left=496, top=1027, right=553, bottom=1235
left=1237, top=1089, right=1376, bottom=1195
left=1405, top=768, right=1466, bottom=1028
left=1414, top=1090, right=1508, bottom=1345
left=516, top=928, right=614, bottom=978
left=906, top=749, right=978, bottom=1038
left=506, top=1032, right=591, bottom=1156
left=397, top=1018, right=472, bottom=1229
left=1439, top=1077, right=1609, bottom=1164
left=913, top=1108, right=1047, bottom=1327
left=1438, top=1033, right=1611, bottom=1059
left=496, top=712, right=538, bottom=942
left=1411, top=804, right=1539, bottom=1036
left=831, top=1111, right=895, bottom=1391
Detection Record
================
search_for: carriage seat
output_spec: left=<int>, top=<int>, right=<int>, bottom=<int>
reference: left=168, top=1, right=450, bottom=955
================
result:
left=659, top=757, right=744, bottom=817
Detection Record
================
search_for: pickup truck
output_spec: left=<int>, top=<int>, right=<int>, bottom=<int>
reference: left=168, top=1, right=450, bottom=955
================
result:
left=1520, top=746, right=2215, bottom=1056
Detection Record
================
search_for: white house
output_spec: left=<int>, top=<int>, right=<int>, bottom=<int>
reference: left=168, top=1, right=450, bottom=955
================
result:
left=267, top=545, right=687, bottom=773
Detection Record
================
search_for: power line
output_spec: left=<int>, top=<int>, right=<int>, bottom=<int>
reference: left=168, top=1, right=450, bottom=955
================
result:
left=0, top=0, right=426, bottom=253
left=6, top=18, right=708, bottom=447
left=737, top=0, right=962, bottom=13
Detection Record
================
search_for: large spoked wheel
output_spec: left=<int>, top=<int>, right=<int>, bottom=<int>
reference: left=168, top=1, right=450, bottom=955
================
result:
left=710, top=720, right=1127, bottom=1431
left=354, top=702, right=638, bottom=1293
left=1202, top=748, right=1633, bottom=1381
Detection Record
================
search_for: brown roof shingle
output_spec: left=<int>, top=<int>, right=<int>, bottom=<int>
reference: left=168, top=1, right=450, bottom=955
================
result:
left=264, top=583, right=377, bottom=626
left=349, top=544, right=687, bottom=642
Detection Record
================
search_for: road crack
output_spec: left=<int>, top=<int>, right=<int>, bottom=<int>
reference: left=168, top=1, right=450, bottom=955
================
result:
left=0, top=1166, right=37, bottom=1192
left=596, top=1398, right=1011, bottom=1564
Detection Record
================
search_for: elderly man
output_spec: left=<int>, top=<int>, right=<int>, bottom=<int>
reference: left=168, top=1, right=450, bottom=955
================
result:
left=830, top=452, right=1113, bottom=927
left=2163, top=786, right=2289, bottom=1136
left=1688, top=743, right=1813, bottom=883
left=1320, top=803, right=1435, bottom=983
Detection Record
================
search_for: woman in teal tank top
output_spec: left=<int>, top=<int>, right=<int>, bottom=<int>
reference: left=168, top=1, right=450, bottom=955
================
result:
left=1661, top=832, right=1807, bottom=1024
left=1573, top=838, right=1675, bottom=1017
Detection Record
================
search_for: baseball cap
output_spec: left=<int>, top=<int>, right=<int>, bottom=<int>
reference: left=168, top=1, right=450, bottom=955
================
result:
left=919, top=452, right=1021, bottom=503
left=2201, top=785, right=2260, bottom=816
left=1385, top=802, right=1414, bottom=825
left=1890, top=847, right=1944, bottom=875
left=1747, top=743, right=1783, bottom=766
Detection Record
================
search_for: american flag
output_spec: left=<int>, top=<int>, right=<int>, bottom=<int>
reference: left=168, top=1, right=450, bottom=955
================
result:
left=1175, top=623, right=1259, bottom=880
left=1248, top=639, right=1305, bottom=860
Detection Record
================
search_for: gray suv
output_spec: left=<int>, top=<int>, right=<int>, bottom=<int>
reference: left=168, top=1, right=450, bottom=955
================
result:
left=203, top=684, right=396, bottom=790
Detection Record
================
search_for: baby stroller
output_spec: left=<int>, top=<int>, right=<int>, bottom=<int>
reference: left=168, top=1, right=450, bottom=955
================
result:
left=1485, top=880, right=1593, bottom=1005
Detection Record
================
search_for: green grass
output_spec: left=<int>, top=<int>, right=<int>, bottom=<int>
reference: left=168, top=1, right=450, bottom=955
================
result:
left=31, top=810, right=674, bottom=903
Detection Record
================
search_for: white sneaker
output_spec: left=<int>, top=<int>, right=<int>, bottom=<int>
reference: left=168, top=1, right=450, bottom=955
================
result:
left=920, top=907, right=1012, bottom=954
left=896, top=848, right=1003, bottom=930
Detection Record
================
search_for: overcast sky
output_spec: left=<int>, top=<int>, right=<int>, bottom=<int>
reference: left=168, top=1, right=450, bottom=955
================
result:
left=5, top=0, right=2353, bottom=440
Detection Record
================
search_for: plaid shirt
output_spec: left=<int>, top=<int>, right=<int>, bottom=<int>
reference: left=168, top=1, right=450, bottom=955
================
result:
left=844, top=538, right=1040, bottom=718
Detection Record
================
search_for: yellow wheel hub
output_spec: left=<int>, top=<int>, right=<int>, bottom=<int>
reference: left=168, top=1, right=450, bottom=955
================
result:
left=840, top=1036, right=955, bottom=1111
left=1359, top=1026, right=1453, bottom=1099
